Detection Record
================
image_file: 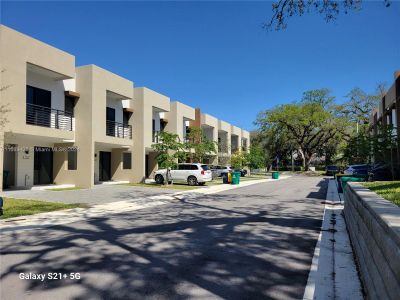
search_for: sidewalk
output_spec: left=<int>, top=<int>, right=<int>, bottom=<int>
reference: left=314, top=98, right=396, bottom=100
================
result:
left=0, top=175, right=290, bottom=232
left=303, top=179, right=363, bottom=300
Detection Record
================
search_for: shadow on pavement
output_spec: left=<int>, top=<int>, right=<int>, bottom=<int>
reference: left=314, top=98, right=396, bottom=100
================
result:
left=1, top=177, right=328, bottom=300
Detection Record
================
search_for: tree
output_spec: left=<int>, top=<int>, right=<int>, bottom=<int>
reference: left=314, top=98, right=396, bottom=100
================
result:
left=151, top=131, right=186, bottom=184
left=255, top=89, right=348, bottom=170
left=342, top=124, right=371, bottom=165
left=230, top=150, right=248, bottom=169
left=342, top=87, right=382, bottom=125
left=184, top=126, right=217, bottom=163
left=246, top=145, right=266, bottom=170
left=265, top=0, right=391, bottom=31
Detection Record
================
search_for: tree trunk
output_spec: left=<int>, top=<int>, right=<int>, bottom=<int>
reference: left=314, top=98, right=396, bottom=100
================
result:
left=298, top=148, right=306, bottom=169
left=304, top=153, right=312, bottom=171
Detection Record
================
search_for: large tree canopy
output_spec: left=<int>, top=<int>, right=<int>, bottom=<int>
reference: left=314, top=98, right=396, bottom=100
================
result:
left=255, top=89, right=349, bottom=170
left=342, top=87, right=382, bottom=124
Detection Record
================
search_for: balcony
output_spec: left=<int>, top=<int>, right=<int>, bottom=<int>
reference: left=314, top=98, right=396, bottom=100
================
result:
left=26, top=103, right=74, bottom=131
left=106, top=120, right=132, bottom=139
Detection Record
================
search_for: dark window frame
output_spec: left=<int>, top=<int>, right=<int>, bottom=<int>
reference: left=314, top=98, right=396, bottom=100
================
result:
left=123, top=152, right=132, bottom=170
left=67, top=147, right=77, bottom=170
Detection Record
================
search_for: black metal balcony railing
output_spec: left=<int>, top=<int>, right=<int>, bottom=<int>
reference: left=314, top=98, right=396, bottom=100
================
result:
left=26, top=103, right=74, bottom=131
left=106, top=120, right=132, bottom=139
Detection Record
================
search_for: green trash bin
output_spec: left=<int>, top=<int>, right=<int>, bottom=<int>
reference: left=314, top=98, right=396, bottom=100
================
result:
left=340, top=176, right=367, bottom=190
left=231, top=171, right=241, bottom=185
left=272, top=171, right=279, bottom=179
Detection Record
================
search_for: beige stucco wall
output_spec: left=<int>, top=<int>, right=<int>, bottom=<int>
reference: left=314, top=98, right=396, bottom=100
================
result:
left=132, top=87, right=170, bottom=182
left=0, top=132, right=4, bottom=191
left=165, top=101, right=195, bottom=141
left=75, top=65, right=134, bottom=187
left=52, top=143, right=79, bottom=186
left=218, top=120, right=231, bottom=155
left=201, top=113, right=218, bottom=143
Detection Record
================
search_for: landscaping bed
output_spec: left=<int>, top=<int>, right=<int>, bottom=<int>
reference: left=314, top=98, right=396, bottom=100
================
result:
left=1, top=198, right=87, bottom=219
left=362, top=181, right=400, bottom=206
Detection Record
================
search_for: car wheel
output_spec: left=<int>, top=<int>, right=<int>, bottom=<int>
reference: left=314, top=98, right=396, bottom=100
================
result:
left=198, top=182, right=205, bottom=186
left=187, top=176, right=198, bottom=186
left=155, top=174, right=164, bottom=184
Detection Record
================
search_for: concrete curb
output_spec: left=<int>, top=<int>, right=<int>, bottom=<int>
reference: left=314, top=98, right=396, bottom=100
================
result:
left=303, top=179, right=362, bottom=300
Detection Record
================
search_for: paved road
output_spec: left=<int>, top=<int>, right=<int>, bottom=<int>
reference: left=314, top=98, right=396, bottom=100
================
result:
left=0, top=175, right=327, bottom=300
left=1, top=184, right=179, bottom=205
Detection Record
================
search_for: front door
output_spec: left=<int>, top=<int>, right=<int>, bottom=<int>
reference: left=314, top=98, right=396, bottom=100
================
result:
left=145, top=154, right=149, bottom=178
left=34, top=147, right=53, bottom=185
left=99, top=151, right=111, bottom=181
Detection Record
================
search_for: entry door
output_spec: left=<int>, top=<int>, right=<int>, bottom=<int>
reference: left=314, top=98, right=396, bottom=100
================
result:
left=99, top=151, right=111, bottom=181
left=145, top=154, right=149, bottom=178
left=34, top=147, right=53, bottom=185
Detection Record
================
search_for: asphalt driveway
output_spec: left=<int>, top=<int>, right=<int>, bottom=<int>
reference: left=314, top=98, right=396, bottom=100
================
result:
left=0, top=175, right=327, bottom=300
left=0, top=184, right=178, bottom=205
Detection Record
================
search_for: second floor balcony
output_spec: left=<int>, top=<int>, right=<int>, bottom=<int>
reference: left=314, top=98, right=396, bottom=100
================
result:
left=26, top=103, right=74, bottom=131
left=106, top=120, right=132, bottom=139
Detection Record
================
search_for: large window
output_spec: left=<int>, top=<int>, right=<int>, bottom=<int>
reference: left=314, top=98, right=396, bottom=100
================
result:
left=123, top=152, right=132, bottom=169
left=68, top=148, right=77, bottom=170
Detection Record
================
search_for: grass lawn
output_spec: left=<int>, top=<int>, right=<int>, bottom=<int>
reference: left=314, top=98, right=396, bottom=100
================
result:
left=1, top=198, right=87, bottom=219
left=362, top=181, right=400, bottom=206
left=127, top=183, right=200, bottom=190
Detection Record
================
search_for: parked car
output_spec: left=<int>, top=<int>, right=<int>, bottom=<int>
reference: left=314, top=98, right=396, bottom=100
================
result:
left=211, top=165, right=233, bottom=177
left=234, top=168, right=247, bottom=177
left=155, top=163, right=212, bottom=186
left=326, top=165, right=339, bottom=176
left=368, top=164, right=394, bottom=181
left=343, top=164, right=370, bottom=177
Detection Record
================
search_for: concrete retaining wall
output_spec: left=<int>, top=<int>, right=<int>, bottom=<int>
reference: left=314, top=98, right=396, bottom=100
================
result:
left=344, top=183, right=400, bottom=300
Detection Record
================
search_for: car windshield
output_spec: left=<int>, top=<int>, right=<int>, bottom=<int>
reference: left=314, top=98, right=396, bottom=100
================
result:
left=201, top=165, right=209, bottom=171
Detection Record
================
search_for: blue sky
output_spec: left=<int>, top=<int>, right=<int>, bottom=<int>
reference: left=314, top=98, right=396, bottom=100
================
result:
left=1, top=1, right=399, bottom=130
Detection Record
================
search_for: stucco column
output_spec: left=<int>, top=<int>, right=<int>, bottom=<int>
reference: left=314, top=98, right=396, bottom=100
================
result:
left=0, top=131, right=4, bottom=192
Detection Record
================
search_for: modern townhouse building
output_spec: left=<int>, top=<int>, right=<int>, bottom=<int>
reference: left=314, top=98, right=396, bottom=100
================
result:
left=191, top=108, right=250, bottom=166
left=369, top=71, right=400, bottom=168
left=132, top=87, right=170, bottom=182
left=0, top=25, right=250, bottom=191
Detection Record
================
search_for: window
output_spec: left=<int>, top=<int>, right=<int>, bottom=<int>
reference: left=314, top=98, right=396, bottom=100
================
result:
left=123, top=152, right=132, bottom=169
left=68, top=148, right=77, bottom=170
left=201, top=165, right=209, bottom=171
left=27, top=85, right=51, bottom=107
left=123, top=111, right=130, bottom=126
left=65, top=97, right=75, bottom=115
left=190, top=165, right=199, bottom=170
left=178, top=164, right=187, bottom=170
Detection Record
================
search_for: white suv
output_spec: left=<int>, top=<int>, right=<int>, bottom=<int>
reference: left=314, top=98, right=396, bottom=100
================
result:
left=154, top=163, right=212, bottom=186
